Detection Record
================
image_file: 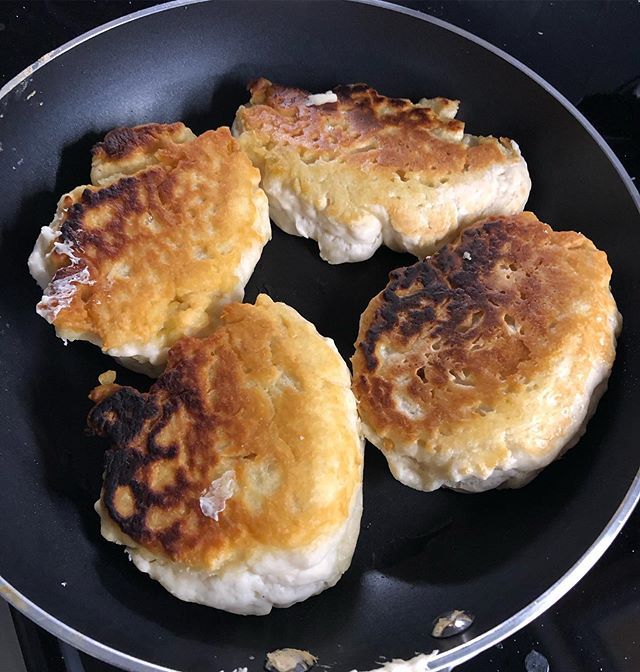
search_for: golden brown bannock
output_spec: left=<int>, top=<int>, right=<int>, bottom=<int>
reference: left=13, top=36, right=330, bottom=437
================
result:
left=352, top=212, right=621, bottom=492
left=233, top=78, right=531, bottom=263
left=87, top=295, right=364, bottom=615
left=28, top=123, right=270, bottom=375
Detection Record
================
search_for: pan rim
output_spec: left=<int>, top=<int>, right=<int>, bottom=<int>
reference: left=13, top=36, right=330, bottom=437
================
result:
left=1, top=1, right=639, bottom=670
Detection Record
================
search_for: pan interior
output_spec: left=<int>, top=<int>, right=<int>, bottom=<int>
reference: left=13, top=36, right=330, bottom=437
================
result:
left=0, top=2, right=638, bottom=671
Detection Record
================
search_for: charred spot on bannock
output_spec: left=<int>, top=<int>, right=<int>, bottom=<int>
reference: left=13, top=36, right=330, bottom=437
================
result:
left=93, top=122, right=188, bottom=160
left=360, top=217, right=523, bottom=370
left=87, top=386, right=159, bottom=444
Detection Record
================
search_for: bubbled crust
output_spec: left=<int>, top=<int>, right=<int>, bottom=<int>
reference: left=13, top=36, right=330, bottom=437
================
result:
left=234, top=78, right=531, bottom=262
left=352, top=212, right=621, bottom=491
left=238, top=79, right=469, bottom=175
left=34, top=123, right=269, bottom=362
left=87, top=295, right=363, bottom=572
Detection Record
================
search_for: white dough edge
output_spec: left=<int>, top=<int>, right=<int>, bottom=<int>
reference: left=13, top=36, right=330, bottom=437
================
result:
left=364, top=311, right=622, bottom=493
left=260, top=152, right=530, bottom=264
left=95, top=479, right=363, bottom=616
left=27, top=187, right=271, bottom=377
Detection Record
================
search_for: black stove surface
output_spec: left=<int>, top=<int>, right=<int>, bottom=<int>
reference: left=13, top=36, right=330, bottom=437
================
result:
left=1, top=2, right=638, bottom=671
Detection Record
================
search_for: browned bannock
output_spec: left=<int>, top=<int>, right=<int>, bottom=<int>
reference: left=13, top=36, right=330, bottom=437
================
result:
left=239, top=78, right=509, bottom=178
left=352, top=212, right=620, bottom=491
left=88, top=296, right=363, bottom=572
left=31, top=122, right=269, bottom=371
left=233, top=78, right=531, bottom=263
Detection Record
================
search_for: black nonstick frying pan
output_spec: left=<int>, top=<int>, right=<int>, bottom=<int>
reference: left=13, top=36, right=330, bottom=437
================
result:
left=1, top=2, right=639, bottom=671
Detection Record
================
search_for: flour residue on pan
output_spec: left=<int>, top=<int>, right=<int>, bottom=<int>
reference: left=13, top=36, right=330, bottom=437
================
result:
left=265, top=648, right=318, bottom=672
left=352, top=651, right=440, bottom=672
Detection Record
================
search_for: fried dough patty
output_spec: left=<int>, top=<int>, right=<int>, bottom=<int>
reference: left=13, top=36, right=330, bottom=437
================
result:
left=233, top=79, right=531, bottom=263
left=352, top=213, right=621, bottom=492
left=28, top=123, right=270, bottom=375
left=87, top=295, right=364, bottom=615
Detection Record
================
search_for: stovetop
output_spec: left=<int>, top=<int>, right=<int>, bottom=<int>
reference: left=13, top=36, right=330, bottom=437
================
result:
left=1, top=2, right=638, bottom=671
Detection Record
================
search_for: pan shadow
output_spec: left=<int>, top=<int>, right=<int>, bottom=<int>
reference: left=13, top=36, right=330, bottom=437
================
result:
left=3, top=134, right=152, bottom=543
left=88, top=535, right=365, bottom=668
left=53, top=131, right=103, bottom=196
left=187, top=76, right=249, bottom=133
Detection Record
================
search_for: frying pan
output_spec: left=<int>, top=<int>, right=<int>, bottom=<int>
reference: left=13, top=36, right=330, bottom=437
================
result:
left=0, top=1, right=639, bottom=671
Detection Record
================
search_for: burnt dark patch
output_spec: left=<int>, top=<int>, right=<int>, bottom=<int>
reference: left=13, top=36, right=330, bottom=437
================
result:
left=92, top=123, right=175, bottom=160
left=88, top=386, right=195, bottom=547
left=387, top=97, right=411, bottom=108
left=330, top=83, right=452, bottom=135
left=130, top=468, right=190, bottom=508
left=153, top=366, right=208, bottom=421
left=360, top=218, right=518, bottom=370
left=87, top=359, right=222, bottom=556
left=335, top=82, right=370, bottom=97
left=147, top=397, right=182, bottom=459
left=57, top=176, right=149, bottom=260
left=94, top=126, right=143, bottom=159
left=157, top=522, right=182, bottom=555
left=87, top=386, right=159, bottom=445
left=101, top=444, right=193, bottom=549
left=101, top=445, right=154, bottom=542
